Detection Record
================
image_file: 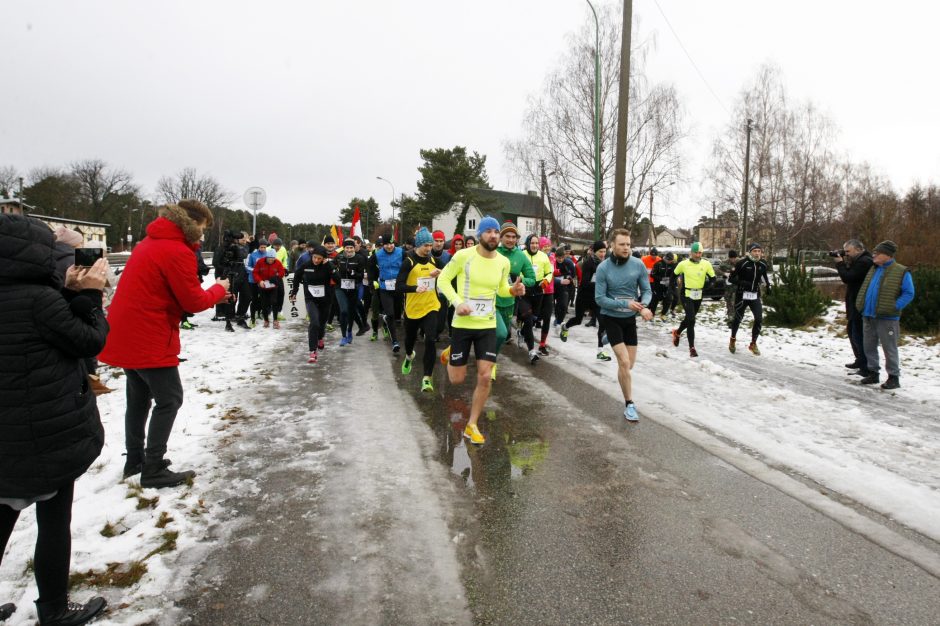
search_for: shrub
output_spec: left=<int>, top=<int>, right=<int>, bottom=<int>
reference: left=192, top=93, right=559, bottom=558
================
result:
left=901, top=267, right=940, bottom=333
left=763, top=263, right=831, bottom=327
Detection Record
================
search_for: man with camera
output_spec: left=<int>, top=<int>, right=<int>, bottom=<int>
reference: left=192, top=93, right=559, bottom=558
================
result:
left=833, top=240, right=874, bottom=372
left=214, top=230, right=252, bottom=332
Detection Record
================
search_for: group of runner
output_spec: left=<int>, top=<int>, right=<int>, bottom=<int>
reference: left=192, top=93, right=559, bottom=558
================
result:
left=239, top=218, right=770, bottom=443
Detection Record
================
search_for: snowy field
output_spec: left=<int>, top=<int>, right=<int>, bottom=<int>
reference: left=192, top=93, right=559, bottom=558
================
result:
left=1, top=283, right=938, bottom=623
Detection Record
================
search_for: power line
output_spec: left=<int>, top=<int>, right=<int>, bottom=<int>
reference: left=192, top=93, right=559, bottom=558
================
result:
left=651, top=0, right=732, bottom=117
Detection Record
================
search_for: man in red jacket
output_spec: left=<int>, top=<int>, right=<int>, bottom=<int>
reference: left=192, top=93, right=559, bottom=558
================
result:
left=99, top=200, right=230, bottom=488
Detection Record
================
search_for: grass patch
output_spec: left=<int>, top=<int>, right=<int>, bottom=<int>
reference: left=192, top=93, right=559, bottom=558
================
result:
left=143, top=531, right=179, bottom=560
left=136, top=495, right=159, bottom=510
left=155, top=511, right=174, bottom=529
left=205, top=402, right=216, bottom=410
left=220, top=407, right=252, bottom=422
left=69, top=560, right=147, bottom=589
left=23, top=558, right=34, bottom=576
left=197, top=386, right=214, bottom=394
left=100, top=521, right=119, bottom=538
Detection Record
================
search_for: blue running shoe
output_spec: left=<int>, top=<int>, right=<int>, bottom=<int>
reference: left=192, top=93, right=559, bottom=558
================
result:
left=339, top=336, right=349, bottom=347
left=624, top=403, right=639, bottom=422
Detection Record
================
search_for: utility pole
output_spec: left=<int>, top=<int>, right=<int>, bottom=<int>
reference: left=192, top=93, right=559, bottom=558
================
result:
left=611, top=0, right=633, bottom=236
left=740, top=118, right=753, bottom=252
left=539, top=159, right=546, bottom=236
left=648, top=189, right=654, bottom=248
left=711, top=200, right=717, bottom=252
left=586, top=0, right=602, bottom=240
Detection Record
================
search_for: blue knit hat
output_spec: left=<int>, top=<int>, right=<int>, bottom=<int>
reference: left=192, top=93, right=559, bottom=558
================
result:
left=415, top=227, right=433, bottom=247
left=477, top=215, right=500, bottom=236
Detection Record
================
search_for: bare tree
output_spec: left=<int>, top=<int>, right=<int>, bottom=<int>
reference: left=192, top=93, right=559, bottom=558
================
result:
left=155, top=167, right=235, bottom=209
left=505, top=5, right=686, bottom=236
left=0, top=165, right=20, bottom=198
left=69, top=159, right=138, bottom=222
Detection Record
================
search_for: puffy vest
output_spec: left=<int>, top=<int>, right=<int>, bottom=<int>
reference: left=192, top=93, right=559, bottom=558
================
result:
left=856, top=261, right=907, bottom=318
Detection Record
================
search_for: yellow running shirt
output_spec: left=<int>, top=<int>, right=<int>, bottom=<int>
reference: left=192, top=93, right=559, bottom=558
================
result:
left=437, top=246, right=513, bottom=330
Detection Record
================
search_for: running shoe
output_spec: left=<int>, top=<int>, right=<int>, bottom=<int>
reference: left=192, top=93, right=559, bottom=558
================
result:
left=538, top=344, right=549, bottom=356
left=529, top=349, right=540, bottom=365
left=463, top=424, right=485, bottom=445
left=421, top=376, right=434, bottom=393
left=263, top=319, right=270, bottom=328
left=671, top=329, right=680, bottom=347
left=180, top=321, right=196, bottom=330
left=560, top=327, right=569, bottom=342
left=339, top=336, right=349, bottom=347
left=346, top=331, right=353, bottom=344
left=729, top=337, right=736, bottom=353
left=624, top=402, right=639, bottom=422
left=383, top=326, right=390, bottom=339
left=490, top=363, right=498, bottom=381
left=689, top=347, right=699, bottom=358
left=325, top=323, right=334, bottom=332
left=748, top=342, right=760, bottom=356
left=392, top=342, right=401, bottom=354
left=440, top=345, right=451, bottom=366
left=370, top=332, right=378, bottom=342
left=597, top=350, right=611, bottom=361
left=402, top=351, right=416, bottom=375
left=308, top=351, right=318, bottom=364
left=356, top=323, right=371, bottom=336
left=273, top=320, right=280, bottom=329
left=317, top=339, right=324, bottom=350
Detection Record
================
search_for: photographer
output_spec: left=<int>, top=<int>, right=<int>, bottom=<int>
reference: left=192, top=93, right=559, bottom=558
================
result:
left=833, top=240, right=873, bottom=371
left=214, top=229, right=252, bottom=331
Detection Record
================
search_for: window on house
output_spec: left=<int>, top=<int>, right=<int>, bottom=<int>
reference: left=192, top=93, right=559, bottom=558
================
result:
left=468, top=218, right=476, bottom=230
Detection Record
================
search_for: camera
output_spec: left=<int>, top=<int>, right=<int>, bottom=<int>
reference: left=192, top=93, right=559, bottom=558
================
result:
left=827, top=250, right=845, bottom=258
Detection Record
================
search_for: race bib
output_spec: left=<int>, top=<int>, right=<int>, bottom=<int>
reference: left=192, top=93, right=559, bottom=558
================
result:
left=260, top=280, right=274, bottom=289
left=468, top=298, right=494, bottom=317
left=660, top=277, right=670, bottom=286
left=590, top=274, right=597, bottom=283
left=743, top=291, right=758, bottom=301
left=417, top=277, right=436, bottom=291
left=688, top=288, right=703, bottom=300
left=341, top=278, right=355, bottom=290
left=532, top=264, right=539, bottom=277
left=384, top=279, right=396, bottom=290
left=363, top=277, right=369, bottom=286
left=307, top=285, right=325, bottom=298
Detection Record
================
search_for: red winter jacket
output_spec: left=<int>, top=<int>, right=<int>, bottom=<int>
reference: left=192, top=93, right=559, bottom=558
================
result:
left=252, top=258, right=285, bottom=288
left=99, top=216, right=227, bottom=369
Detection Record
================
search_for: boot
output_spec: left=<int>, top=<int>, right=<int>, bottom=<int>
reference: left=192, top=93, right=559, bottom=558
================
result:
left=35, top=596, right=106, bottom=626
left=728, top=337, right=736, bottom=353
left=236, top=317, right=250, bottom=329
left=88, top=375, right=113, bottom=396
left=140, top=458, right=195, bottom=489
left=122, top=449, right=144, bottom=479
left=225, top=320, right=235, bottom=332
left=859, top=372, right=879, bottom=385
left=0, top=603, right=15, bottom=621
left=880, top=375, right=900, bottom=390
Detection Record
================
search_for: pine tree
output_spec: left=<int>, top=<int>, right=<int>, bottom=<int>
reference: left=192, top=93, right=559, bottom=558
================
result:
left=763, top=263, right=830, bottom=327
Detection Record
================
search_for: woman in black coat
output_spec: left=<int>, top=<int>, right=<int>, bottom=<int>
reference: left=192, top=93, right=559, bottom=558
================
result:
left=0, top=214, right=109, bottom=625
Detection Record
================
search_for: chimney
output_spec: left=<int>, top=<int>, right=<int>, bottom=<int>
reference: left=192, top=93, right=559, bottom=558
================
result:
left=527, top=190, right=538, bottom=196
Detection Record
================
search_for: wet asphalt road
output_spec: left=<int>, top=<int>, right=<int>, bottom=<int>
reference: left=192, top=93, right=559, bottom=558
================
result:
left=177, top=321, right=940, bottom=625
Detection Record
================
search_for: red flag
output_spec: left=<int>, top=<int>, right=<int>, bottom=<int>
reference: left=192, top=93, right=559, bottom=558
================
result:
left=337, top=224, right=344, bottom=245
left=350, top=206, right=361, bottom=238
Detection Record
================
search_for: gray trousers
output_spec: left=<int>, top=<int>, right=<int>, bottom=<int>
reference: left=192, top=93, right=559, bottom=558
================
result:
left=863, top=317, right=900, bottom=377
left=124, top=367, right=185, bottom=462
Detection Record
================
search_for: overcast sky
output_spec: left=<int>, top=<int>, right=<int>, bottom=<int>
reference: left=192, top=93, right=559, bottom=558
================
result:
left=2, top=1, right=936, bottom=230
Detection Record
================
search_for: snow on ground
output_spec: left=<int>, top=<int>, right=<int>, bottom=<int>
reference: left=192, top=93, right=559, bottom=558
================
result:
left=0, top=277, right=290, bottom=625
left=3, top=279, right=938, bottom=622
left=550, top=300, right=940, bottom=543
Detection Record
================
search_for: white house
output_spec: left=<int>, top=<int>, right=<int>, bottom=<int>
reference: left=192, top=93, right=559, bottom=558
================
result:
left=30, top=214, right=111, bottom=249
left=432, top=188, right=551, bottom=243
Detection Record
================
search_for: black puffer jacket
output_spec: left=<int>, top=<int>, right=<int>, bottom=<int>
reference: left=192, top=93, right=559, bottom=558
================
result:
left=0, top=214, right=108, bottom=498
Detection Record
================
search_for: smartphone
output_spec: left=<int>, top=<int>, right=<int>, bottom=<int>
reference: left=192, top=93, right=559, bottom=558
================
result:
left=75, top=248, right=104, bottom=267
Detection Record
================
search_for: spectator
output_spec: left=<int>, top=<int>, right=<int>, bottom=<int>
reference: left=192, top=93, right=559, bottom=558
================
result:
left=0, top=214, right=110, bottom=625
left=98, top=200, right=230, bottom=488
left=835, top=239, right=874, bottom=372
left=856, top=240, right=915, bottom=390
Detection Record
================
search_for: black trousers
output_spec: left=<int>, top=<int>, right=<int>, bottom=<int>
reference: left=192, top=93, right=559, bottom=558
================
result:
left=517, top=295, right=537, bottom=351
left=565, top=294, right=605, bottom=347
left=378, top=290, right=399, bottom=342
left=847, top=306, right=865, bottom=363
left=0, top=482, right=75, bottom=603
left=553, top=289, right=570, bottom=325
left=648, top=283, right=665, bottom=315
left=677, top=296, right=703, bottom=347
left=305, top=299, right=330, bottom=350
left=258, top=288, right=277, bottom=321
left=730, top=293, right=763, bottom=342
left=124, top=366, right=184, bottom=463
left=404, top=313, right=438, bottom=376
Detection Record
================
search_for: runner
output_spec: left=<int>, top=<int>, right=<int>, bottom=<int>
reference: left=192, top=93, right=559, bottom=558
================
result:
left=251, top=248, right=286, bottom=329
left=594, top=229, right=653, bottom=421
left=524, top=234, right=557, bottom=355
left=334, top=238, right=367, bottom=346
left=437, top=217, right=525, bottom=445
left=397, top=228, right=443, bottom=392
left=718, top=249, right=740, bottom=325
left=650, top=252, right=678, bottom=320
left=289, top=245, right=335, bottom=363
left=431, top=230, right=451, bottom=340
left=728, top=243, right=771, bottom=355
left=369, top=235, right=403, bottom=353
left=495, top=222, right=537, bottom=374
left=561, top=240, right=606, bottom=351
left=553, top=246, right=577, bottom=328
left=671, top=242, right=716, bottom=357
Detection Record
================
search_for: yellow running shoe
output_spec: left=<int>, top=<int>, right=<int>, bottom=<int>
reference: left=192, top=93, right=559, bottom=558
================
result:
left=463, top=424, right=485, bottom=445
left=440, top=345, right=451, bottom=366
left=421, top=376, right=434, bottom=392
left=490, top=363, right=498, bottom=381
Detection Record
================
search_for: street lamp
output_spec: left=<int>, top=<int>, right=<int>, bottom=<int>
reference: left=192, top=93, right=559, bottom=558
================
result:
left=127, top=207, right=139, bottom=250
left=376, top=176, right=396, bottom=238
left=586, top=0, right=601, bottom=240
